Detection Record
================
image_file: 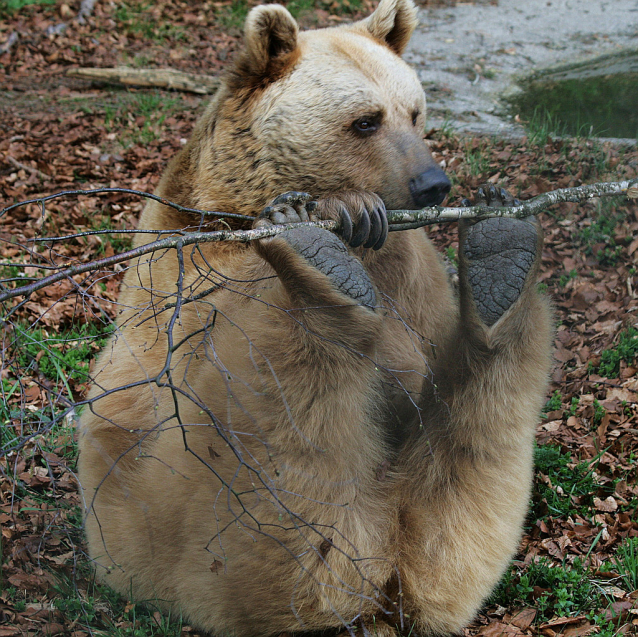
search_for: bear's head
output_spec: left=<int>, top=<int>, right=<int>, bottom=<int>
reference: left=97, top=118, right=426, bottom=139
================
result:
left=191, top=0, right=450, bottom=215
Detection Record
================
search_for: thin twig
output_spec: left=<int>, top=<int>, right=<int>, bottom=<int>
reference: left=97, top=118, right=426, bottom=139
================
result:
left=0, top=187, right=253, bottom=222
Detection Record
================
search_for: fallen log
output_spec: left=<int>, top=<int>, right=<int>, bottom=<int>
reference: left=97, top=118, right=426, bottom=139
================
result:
left=66, top=67, right=221, bottom=94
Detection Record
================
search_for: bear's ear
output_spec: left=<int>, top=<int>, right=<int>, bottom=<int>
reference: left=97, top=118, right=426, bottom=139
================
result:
left=357, top=0, right=418, bottom=56
left=242, top=4, right=299, bottom=77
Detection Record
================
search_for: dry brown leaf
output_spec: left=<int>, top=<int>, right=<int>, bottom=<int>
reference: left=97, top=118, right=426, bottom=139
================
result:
left=508, top=607, right=536, bottom=630
left=542, top=420, right=562, bottom=432
left=593, top=496, right=618, bottom=512
left=475, top=622, right=524, bottom=636
left=562, top=622, right=596, bottom=637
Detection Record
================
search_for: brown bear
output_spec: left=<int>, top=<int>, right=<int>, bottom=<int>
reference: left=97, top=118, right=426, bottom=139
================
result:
left=77, top=0, right=553, bottom=635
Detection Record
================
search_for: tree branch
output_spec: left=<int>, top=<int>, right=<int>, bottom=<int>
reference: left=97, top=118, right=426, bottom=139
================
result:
left=386, top=178, right=638, bottom=230
left=1, top=179, right=636, bottom=306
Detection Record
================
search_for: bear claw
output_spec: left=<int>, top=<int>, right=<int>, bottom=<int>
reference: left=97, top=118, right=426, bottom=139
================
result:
left=315, top=192, right=388, bottom=251
left=258, top=191, right=317, bottom=225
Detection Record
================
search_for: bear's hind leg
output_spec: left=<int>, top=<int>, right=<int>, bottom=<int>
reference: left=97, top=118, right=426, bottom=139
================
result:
left=392, top=185, right=553, bottom=634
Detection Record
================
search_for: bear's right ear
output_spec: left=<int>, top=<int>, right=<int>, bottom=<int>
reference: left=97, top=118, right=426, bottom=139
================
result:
left=242, top=4, right=299, bottom=78
left=357, top=0, right=418, bottom=56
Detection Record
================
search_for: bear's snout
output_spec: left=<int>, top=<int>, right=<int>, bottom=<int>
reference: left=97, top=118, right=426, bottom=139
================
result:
left=409, top=167, right=451, bottom=207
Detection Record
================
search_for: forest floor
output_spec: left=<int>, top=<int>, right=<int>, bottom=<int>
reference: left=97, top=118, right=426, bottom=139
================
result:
left=1, top=1, right=638, bottom=636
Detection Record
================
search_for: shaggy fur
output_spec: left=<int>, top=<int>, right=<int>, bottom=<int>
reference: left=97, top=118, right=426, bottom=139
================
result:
left=78, top=0, right=553, bottom=634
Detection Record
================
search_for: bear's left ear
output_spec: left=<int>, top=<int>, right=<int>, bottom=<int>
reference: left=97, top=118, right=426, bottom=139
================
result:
left=357, top=0, right=418, bottom=56
left=242, top=4, right=299, bottom=77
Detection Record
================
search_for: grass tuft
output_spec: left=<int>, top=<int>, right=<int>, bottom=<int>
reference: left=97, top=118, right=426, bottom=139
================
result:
left=598, top=326, right=638, bottom=378
left=531, top=444, right=597, bottom=520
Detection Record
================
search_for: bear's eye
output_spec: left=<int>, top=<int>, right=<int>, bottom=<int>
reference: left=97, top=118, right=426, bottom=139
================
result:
left=352, top=115, right=381, bottom=137
left=412, top=109, right=420, bottom=126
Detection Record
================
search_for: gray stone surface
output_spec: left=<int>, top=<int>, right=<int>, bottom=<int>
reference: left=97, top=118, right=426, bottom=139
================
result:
left=406, top=0, right=638, bottom=137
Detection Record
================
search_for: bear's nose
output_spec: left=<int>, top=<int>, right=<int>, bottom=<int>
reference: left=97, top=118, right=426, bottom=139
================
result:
left=409, top=167, right=451, bottom=207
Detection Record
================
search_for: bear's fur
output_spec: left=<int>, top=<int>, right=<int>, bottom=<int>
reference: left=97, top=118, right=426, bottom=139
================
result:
left=77, top=0, right=553, bottom=634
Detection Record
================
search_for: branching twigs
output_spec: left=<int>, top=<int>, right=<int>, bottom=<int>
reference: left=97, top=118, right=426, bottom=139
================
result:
left=1, top=179, right=636, bottom=306
left=0, top=187, right=253, bottom=222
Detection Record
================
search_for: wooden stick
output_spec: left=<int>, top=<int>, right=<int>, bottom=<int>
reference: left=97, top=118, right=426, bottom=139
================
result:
left=6, top=155, right=50, bottom=181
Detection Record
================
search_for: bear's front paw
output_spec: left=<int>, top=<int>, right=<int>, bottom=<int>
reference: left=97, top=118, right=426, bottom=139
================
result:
left=255, top=192, right=376, bottom=307
left=459, top=185, right=540, bottom=327
left=315, top=191, right=388, bottom=251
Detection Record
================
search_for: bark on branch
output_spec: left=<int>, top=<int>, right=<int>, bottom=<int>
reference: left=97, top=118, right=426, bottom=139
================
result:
left=66, top=67, right=221, bottom=94
left=386, top=178, right=638, bottom=230
left=0, top=178, right=636, bottom=306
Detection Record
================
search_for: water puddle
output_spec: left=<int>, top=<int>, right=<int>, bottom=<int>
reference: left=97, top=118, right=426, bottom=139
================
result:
left=506, top=48, right=638, bottom=140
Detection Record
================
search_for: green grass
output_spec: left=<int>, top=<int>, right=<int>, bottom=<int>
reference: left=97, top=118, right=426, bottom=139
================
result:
left=491, top=557, right=596, bottom=622
left=0, top=262, right=33, bottom=291
left=492, top=537, right=638, bottom=632
left=2, top=321, right=112, bottom=455
left=492, top=560, right=627, bottom=635
left=444, top=246, right=457, bottom=268
left=103, top=91, right=179, bottom=147
left=592, top=399, right=606, bottom=426
left=52, top=570, right=186, bottom=637
left=0, top=0, right=55, bottom=17
left=543, top=389, right=562, bottom=413
left=531, top=443, right=598, bottom=521
left=214, top=0, right=251, bottom=30
left=576, top=198, right=625, bottom=266
left=92, top=216, right=134, bottom=253
left=114, top=1, right=186, bottom=42
left=12, top=322, right=113, bottom=387
left=558, top=269, right=577, bottom=287
left=462, top=140, right=490, bottom=177
left=286, top=0, right=317, bottom=18
left=524, top=108, right=564, bottom=147
left=597, top=326, right=638, bottom=378
left=609, top=537, right=638, bottom=592
left=214, top=0, right=364, bottom=30
left=569, top=395, right=580, bottom=415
